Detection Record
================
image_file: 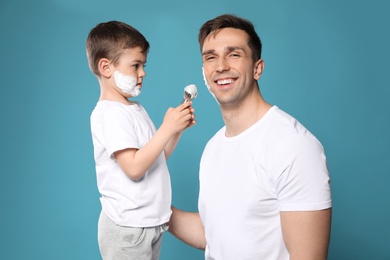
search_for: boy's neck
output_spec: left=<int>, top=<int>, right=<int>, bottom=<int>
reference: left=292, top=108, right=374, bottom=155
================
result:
left=99, top=93, right=133, bottom=105
left=99, top=80, right=133, bottom=105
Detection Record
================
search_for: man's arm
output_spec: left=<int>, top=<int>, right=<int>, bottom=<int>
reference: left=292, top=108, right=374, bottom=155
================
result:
left=167, top=206, right=206, bottom=250
left=280, top=208, right=332, bottom=260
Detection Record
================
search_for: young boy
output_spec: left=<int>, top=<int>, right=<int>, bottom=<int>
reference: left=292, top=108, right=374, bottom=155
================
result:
left=86, top=21, right=195, bottom=260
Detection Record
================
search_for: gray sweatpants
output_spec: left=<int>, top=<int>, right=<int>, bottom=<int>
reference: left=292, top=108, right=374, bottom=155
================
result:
left=98, top=211, right=167, bottom=260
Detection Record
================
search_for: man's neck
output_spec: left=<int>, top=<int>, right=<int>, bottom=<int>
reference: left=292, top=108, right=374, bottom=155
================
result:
left=221, top=94, right=272, bottom=137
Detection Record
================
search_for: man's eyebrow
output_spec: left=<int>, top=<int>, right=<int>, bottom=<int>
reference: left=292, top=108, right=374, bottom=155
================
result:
left=202, top=49, right=215, bottom=56
left=226, top=46, right=246, bottom=54
left=202, top=46, right=246, bottom=56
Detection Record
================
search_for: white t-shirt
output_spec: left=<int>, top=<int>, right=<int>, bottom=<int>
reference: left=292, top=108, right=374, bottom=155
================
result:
left=198, top=106, right=332, bottom=260
left=90, top=100, right=171, bottom=227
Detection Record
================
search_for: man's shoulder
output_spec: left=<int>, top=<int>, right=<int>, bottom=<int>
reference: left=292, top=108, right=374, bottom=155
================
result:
left=267, top=106, right=311, bottom=136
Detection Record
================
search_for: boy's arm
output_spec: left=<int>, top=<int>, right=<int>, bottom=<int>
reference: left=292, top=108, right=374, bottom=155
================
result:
left=168, top=206, right=206, bottom=250
left=164, top=105, right=195, bottom=159
left=281, top=208, right=332, bottom=260
left=115, top=102, right=193, bottom=180
left=164, top=132, right=183, bottom=159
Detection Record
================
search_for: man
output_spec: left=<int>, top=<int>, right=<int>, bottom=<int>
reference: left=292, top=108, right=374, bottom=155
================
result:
left=168, top=14, right=332, bottom=260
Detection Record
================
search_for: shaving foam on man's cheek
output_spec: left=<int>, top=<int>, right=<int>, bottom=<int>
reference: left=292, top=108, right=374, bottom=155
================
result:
left=202, top=67, right=218, bottom=103
left=114, top=71, right=141, bottom=97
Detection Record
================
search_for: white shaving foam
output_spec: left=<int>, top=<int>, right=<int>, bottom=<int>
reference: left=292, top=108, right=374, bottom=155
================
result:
left=114, top=71, right=140, bottom=97
left=202, top=67, right=218, bottom=103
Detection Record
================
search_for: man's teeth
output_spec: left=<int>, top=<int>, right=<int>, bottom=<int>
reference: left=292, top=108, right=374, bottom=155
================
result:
left=217, top=79, right=234, bottom=85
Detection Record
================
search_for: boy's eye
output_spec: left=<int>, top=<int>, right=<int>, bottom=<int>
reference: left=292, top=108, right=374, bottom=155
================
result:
left=133, top=64, right=146, bottom=69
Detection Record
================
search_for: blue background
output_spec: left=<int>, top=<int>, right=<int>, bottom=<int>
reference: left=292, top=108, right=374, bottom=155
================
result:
left=1, top=0, right=389, bottom=259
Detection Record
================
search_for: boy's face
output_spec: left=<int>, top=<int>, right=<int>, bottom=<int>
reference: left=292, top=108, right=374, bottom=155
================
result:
left=112, top=47, right=147, bottom=97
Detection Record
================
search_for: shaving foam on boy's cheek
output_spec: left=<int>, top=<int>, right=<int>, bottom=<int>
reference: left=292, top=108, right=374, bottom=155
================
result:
left=202, top=67, right=218, bottom=103
left=114, top=71, right=141, bottom=97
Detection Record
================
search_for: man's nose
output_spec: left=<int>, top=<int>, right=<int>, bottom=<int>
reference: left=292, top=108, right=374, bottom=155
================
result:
left=216, top=57, right=230, bottom=72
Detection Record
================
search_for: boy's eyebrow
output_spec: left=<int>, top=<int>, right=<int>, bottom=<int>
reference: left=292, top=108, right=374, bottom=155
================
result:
left=132, top=59, right=147, bottom=64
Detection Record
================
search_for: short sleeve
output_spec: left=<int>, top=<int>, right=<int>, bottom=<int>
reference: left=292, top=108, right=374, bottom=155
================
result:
left=272, top=133, right=332, bottom=211
left=101, top=106, right=140, bottom=158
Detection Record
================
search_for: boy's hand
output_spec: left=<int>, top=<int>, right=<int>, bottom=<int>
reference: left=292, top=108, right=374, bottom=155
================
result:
left=181, top=101, right=196, bottom=130
left=162, top=102, right=195, bottom=135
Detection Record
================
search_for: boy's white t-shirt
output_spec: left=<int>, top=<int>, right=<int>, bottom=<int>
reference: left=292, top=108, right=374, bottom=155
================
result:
left=198, top=106, right=332, bottom=260
left=91, top=100, right=171, bottom=227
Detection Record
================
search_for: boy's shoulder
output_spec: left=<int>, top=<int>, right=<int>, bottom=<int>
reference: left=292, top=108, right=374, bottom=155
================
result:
left=92, top=100, right=144, bottom=117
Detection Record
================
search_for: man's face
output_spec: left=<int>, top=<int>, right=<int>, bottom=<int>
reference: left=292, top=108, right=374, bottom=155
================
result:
left=202, top=28, right=259, bottom=108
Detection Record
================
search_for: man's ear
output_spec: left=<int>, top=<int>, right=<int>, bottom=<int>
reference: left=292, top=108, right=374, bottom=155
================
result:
left=254, top=59, right=264, bottom=80
left=98, top=58, right=112, bottom=78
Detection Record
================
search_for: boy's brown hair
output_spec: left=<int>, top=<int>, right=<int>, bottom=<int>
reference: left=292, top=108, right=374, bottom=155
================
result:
left=86, top=21, right=150, bottom=77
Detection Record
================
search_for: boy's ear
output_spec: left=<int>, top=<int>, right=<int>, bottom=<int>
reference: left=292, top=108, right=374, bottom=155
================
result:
left=254, top=59, right=264, bottom=80
left=98, top=58, right=112, bottom=78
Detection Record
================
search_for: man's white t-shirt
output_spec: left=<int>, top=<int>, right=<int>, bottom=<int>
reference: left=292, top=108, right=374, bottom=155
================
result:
left=198, top=106, right=331, bottom=259
left=91, top=100, right=171, bottom=227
